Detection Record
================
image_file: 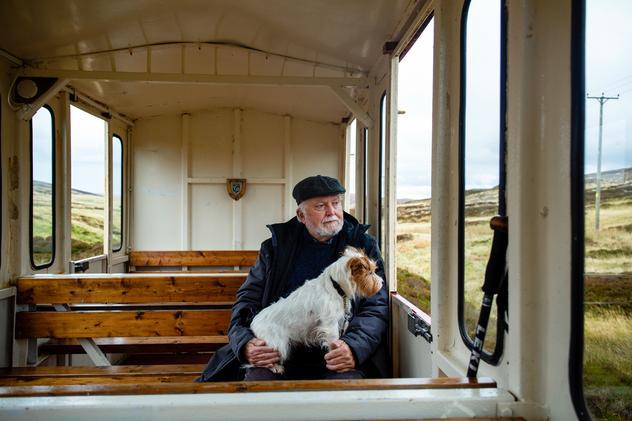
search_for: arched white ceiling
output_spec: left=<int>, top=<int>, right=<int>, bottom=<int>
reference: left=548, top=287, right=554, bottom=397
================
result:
left=1, top=0, right=421, bottom=121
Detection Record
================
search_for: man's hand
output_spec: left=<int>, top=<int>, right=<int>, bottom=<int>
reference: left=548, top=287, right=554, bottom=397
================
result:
left=244, top=338, right=280, bottom=367
left=324, top=339, right=356, bottom=372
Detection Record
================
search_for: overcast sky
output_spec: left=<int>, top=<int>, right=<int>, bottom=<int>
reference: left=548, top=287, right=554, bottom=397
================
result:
left=396, top=0, right=632, bottom=200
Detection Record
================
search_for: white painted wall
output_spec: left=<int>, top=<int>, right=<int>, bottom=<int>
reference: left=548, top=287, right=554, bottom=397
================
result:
left=132, top=109, right=343, bottom=250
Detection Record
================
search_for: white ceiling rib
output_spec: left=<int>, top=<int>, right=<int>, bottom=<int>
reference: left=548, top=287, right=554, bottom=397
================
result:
left=1, top=0, right=418, bottom=121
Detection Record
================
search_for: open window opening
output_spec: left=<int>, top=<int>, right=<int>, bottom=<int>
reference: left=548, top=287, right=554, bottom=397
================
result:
left=395, top=16, right=434, bottom=315
left=70, top=105, right=106, bottom=261
left=571, top=1, right=632, bottom=419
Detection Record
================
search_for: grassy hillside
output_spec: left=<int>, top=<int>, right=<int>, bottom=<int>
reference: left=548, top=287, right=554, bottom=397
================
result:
left=396, top=167, right=631, bottom=420
left=32, top=181, right=120, bottom=262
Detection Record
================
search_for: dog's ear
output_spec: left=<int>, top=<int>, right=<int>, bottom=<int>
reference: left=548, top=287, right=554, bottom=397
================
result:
left=347, top=255, right=372, bottom=276
left=349, top=256, right=381, bottom=297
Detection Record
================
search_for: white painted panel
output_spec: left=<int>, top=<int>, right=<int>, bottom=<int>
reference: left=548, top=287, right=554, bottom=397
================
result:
left=132, top=116, right=182, bottom=249
left=292, top=119, right=342, bottom=183
left=0, top=389, right=514, bottom=421
left=184, top=45, right=216, bottom=74
left=242, top=110, right=284, bottom=179
left=190, top=110, right=233, bottom=178
left=113, top=49, right=148, bottom=73
left=81, top=55, right=113, bottom=72
left=151, top=45, right=183, bottom=74
left=216, top=46, right=248, bottom=75
left=393, top=299, right=433, bottom=378
left=190, top=185, right=233, bottom=249
left=242, top=184, right=285, bottom=249
left=249, top=54, right=285, bottom=76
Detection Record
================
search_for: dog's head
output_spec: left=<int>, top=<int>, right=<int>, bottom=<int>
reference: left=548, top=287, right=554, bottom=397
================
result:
left=343, top=247, right=383, bottom=298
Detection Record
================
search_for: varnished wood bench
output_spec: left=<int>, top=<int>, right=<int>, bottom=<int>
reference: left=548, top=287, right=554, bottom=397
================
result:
left=15, top=272, right=246, bottom=366
left=129, top=250, right=259, bottom=272
left=0, top=366, right=498, bottom=396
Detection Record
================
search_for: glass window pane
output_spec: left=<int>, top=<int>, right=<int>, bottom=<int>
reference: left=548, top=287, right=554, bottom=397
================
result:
left=462, top=0, right=501, bottom=353
left=584, top=1, right=632, bottom=418
left=71, top=106, right=106, bottom=261
left=363, top=128, right=369, bottom=223
left=347, top=119, right=357, bottom=216
left=112, top=135, right=123, bottom=252
left=31, top=106, right=55, bottom=268
left=396, top=17, right=434, bottom=314
left=379, top=93, right=387, bottom=249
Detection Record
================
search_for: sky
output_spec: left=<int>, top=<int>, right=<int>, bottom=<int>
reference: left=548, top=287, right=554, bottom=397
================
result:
left=32, top=105, right=107, bottom=195
left=395, top=0, right=632, bottom=200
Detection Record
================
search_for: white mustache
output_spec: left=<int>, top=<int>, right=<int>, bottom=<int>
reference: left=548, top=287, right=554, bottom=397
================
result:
left=323, top=217, right=340, bottom=223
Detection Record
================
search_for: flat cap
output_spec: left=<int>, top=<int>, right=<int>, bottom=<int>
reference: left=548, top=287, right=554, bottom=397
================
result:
left=292, top=175, right=346, bottom=204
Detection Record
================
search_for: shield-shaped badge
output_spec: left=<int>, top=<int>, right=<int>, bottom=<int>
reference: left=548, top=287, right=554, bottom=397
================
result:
left=227, top=179, right=246, bottom=201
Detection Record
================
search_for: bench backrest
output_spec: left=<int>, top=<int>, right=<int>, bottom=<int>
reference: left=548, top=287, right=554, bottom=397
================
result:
left=15, top=273, right=245, bottom=340
left=128, top=250, right=259, bottom=272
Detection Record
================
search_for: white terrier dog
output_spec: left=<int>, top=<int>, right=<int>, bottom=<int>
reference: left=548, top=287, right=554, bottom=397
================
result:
left=248, top=246, right=384, bottom=374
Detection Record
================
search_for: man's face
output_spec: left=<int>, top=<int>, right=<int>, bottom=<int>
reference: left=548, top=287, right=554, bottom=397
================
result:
left=297, top=195, right=344, bottom=242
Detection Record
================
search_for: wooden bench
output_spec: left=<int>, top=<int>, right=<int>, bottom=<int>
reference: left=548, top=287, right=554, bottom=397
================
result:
left=15, top=272, right=246, bottom=366
left=128, top=250, right=259, bottom=272
left=0, top=367, right=498, bottom=396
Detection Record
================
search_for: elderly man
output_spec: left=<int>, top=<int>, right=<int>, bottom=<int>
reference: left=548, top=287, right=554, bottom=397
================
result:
left=197, top=175, right=389, bottom=381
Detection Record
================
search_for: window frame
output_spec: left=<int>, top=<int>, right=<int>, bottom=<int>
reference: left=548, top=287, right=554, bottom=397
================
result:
left=29, top=104, right=56, bottom=270
left=111, top=133, right=124, bottom=253
left=457, top=0, right=508, bottom=365
left=569, top=0, right=591, bottom=419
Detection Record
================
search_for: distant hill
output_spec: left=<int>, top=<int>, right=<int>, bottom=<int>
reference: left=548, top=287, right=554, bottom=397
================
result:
left=397, top=166, right=632, bottom=223
left=33, top=180, right=104, bottom=197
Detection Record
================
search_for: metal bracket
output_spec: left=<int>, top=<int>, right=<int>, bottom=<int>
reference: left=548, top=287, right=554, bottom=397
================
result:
left=407, top=312, right=433, bottom=343
left=73, top=260, right=90, bottom=273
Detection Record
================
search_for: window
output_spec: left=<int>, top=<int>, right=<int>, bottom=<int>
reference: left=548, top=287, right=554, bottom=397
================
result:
left=571, top=1, right=632, bottom=419
left=363, top=127, right=369, bottom=223
left=396, top=16, right=434, bottom=314
left=378, top=93, right=387, bottom=250
left=70, top=106, right=106, bottom=261
left=112, top=134, right=124, bottom=252
left=458, top=0, right=507, bottom=362
left=30, top=106, right=55, bottom=268
left=346, top=119, right=357, bottom=217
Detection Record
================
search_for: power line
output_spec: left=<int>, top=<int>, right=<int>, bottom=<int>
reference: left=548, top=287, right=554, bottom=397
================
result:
left=586, top=92, right=620, bottom=231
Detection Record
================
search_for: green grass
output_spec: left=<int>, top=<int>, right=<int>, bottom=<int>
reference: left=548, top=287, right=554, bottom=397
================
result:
left=32, top=181, right=118, bottom=262
left=396, top=171, right=631, bottom=420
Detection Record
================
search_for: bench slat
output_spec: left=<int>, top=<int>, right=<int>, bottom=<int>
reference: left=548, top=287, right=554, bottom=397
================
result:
left=0, top=364, right=206, bottom=377
left=16, top=310, right=231, bottom=338
left=39, top=336, right=227, bottom=354
left=0, top=377, right=497, bottom=397
left=129, top=250, right=259, bottom=267
left=17, top=274, right=245, bottom=304
left=0, top=374, right=200, bottom=386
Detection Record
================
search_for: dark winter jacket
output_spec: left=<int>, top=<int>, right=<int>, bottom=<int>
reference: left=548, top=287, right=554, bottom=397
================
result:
left=196, top=212, right=389, bottom=382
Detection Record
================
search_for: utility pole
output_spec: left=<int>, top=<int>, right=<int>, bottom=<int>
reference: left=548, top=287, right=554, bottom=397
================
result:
left=586, top=92, right=619, bottom=231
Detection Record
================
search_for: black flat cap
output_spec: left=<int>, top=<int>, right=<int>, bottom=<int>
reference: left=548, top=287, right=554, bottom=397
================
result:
left=292, top=175, right=346, bottom=204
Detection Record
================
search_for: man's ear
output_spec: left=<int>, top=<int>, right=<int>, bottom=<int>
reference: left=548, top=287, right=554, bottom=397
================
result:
left=296, top=208, right=305, bottom=223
